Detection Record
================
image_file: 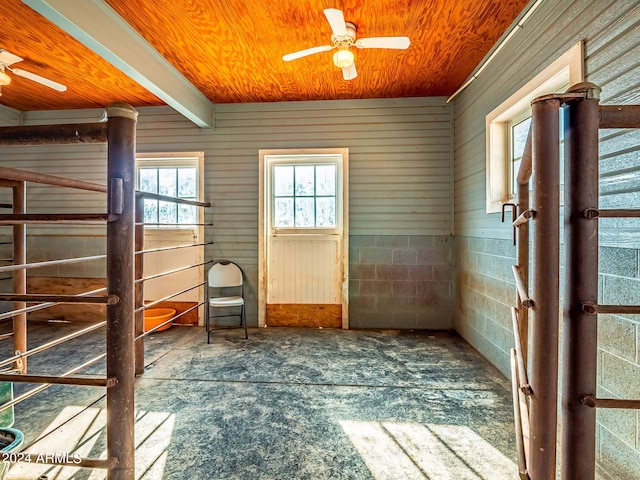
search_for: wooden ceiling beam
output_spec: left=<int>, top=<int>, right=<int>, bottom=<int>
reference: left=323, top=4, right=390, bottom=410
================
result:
left=22, top=0, right=215, bottom=128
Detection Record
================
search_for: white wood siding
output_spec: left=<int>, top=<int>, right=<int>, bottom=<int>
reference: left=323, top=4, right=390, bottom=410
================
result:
left=453, top=0, right=640, bottom=246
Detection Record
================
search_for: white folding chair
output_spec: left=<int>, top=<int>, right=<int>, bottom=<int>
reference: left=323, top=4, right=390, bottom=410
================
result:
left=205, top=261, right=247, bottom=343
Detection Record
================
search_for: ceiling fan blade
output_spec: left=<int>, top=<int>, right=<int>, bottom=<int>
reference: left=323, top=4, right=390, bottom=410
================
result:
left=283, top=45, right=333, bottom=62
left=10, top=68, right=67, bottom=92
left=356, top=37, right=411, bottom=50
left=0, top=49, right=24, bottom=66
left=323, top=8, right=347, bottom=37
left=342, top=64, right=357, bottom=81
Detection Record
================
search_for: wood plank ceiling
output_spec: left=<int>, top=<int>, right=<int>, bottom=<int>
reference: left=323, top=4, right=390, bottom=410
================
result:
left=0, top=0, right=530, bottom=113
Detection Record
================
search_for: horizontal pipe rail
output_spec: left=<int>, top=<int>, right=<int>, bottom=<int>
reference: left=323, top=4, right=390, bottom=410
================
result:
left=0, top=254, right=106, bottom=274
left=0, top=203, right=12, bottom=209
left=0, top=321, right=106, bottom=369
left=512, top=265, right=534, bottom=308
left=513, top=210, right=535, bottom=227
left=136, top=242, right=212, bottom=255
left=0, top=287, right=107, bottom=322
left=0, top=332, right=13, bottom=341
left=516, top=128, right=532, bottom=185
left=137, top=222, right=211, bottom=227
left=581, top=396, right=640, bottom=409
left=599, top=105, right=640, bottom=128
left=510, top=349, right=530, bottom=480
left=0, top=372, right=116, bottom=387
left=135, top=260, right=212, bottom=284
left=0, top=294, right=117, bottom=304
left=135, top=191, right=211, bottom=208
left=0, top=213, right=117, bottom=224
left=136, top=282, right=205, bottom=312
left=511, top=308, right=533, bottom=395
left=0, top=165, right=107, bottom=192
left=586, top=208, right=640, bottom=218
left=0, top=122, right=108, bottom=146
left=136, top=301, right=205, bottom=340
left=0, top=353, right=106, bottom=412
left=582, top=303, right=640, bottom=314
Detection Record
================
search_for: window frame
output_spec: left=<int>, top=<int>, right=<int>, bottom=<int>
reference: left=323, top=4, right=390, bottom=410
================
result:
left=271, top=162, right=338, bottom=229
left=136, top=152, right=203, bottom=229
left=485, top=41, right=583, bottom=213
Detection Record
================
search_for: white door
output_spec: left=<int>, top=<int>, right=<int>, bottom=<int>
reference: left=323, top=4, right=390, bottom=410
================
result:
left=259, top=149, right=348, bottom=328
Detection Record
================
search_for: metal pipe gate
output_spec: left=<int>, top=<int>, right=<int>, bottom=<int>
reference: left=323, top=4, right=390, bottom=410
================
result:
left=508, top=83, right=640, bottom=479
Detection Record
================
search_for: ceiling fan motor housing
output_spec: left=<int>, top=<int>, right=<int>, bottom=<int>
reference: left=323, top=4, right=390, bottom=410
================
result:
left=332, top=22, right=357, bottom=47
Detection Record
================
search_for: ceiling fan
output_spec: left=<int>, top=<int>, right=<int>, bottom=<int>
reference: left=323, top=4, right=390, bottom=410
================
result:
left=282, top=8, right=410, bottom=81
left=0, top=49, right=67, bottom=94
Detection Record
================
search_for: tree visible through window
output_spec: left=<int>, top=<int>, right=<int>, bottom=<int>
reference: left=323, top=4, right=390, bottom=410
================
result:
left=138, top=167, right=197, bottom=225
left=272, top=164, right=336, bottom=228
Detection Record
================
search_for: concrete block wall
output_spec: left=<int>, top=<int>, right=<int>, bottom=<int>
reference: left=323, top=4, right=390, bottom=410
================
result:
left=455, top=236, right=516, bottom=377
left=456, top=237, right=640, bottom=477
left=349, top=234, right=454, bottom=329
left=596, top=246, right=640, bottom=479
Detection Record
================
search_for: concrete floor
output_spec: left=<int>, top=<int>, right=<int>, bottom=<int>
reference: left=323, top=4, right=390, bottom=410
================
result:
left=2, top=322, right=518, bottom=479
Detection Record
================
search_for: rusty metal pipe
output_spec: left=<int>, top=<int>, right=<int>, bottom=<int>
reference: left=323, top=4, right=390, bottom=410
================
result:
left=12, top=182, right=26, bottom=373
left=0, top=165, right=107, bottom=192
left=511, top=308, right=532, bottom=395
left=581, top=396, right=640, bottom=409
left=0, top=373, right=115, bottom=387
left=106, top=103, right=138, bottom=480
left=599, top=105, right=640, bottom=128
left=0, top=213, right=116, bottom=224
left=0, top=254, right=106, bottom=274
left=0, top=122, right=108, bottom=145
left=0, top=353, right=106, bottom=412
left=135, top=241, right=212, bottom=255
left=595, top=209, right=640, bottom=218
left=135, top=194, right=144, bottom=376
left=516, top=178, right=530, bottom=364
left=0, top=321, right=106, bottom=369
left=0, top=294, right=115, bottom=304
left=560, top=84, right=601, bottom=480
left=529, top=96, right=561, bottom=480
left=511, top=349, right=529, bottom=480
left=136, top=190, right=211, bottom=208
left=512, top=266, right=534, bottom=308
left=516, top=128, right=532, bottom=185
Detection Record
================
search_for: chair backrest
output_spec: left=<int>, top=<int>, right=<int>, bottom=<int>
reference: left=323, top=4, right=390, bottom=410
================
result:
left=208, top=261, right=243, bottom=288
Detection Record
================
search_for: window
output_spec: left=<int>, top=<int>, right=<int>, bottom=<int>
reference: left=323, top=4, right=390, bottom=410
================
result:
left=272, top=163, right=337, bottom=228
left=485, top=41, right=583, bottom=212
left=136, top=153, right=202, bottom=227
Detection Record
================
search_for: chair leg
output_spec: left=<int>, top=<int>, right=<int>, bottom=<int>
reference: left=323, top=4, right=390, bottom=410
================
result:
left=205, top=303, right=211, bottom=344
left=242, top=304, right=248, bottom=339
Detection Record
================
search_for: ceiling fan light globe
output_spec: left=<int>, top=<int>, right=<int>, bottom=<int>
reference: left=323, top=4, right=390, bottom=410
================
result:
left=333, top=49, right=354, bottom=69
left=0, top=70, right=11, bottom=86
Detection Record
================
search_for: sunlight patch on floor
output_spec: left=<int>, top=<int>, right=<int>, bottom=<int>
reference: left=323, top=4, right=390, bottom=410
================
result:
left=8, top=406, right=175, bottom=480
left=339, top=420, right=516, bottom=480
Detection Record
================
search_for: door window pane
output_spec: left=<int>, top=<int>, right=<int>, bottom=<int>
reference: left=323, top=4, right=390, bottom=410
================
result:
left=274, top=166, right=294, bottom=196
left=295, top=198, right=315, bottom=227
left=274, top=198, right=294, bottom=227
left=272, top=163, right=337, bottom=228
left=316, top=165, right=336, bottom=195
left=295, top=166, right=315, bottom=196
left=316, top=197, right=335, bottom=226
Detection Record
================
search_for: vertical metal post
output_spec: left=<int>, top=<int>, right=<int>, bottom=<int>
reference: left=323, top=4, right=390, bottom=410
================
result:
left=561, top=83, right=601, bottom=480
left=134, top=194, right=144, bottom=376
left=529, top=96, right=560, bottom=480
left=517, top=181, right=529, bottom=362
left=12, top=182, right=26, bottom=373
left=106, top=102, right=138, bottom=480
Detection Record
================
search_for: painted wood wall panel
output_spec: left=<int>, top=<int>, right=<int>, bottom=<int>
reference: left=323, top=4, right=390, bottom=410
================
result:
left=0, top=96, right=452, bottom=274
left=454, top=0, right=640, bottom=244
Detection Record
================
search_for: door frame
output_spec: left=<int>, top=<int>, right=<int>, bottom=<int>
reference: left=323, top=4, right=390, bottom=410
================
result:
left=258, top=148, right=349, bottom=328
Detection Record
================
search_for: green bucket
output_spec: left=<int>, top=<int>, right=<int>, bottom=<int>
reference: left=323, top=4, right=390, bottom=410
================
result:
left=0, top=382, right=23, bottom=480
